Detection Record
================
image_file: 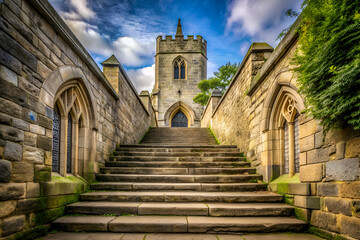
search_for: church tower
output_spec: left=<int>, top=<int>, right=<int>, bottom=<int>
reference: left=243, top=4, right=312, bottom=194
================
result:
left=152, top=19, right=207, bottom=127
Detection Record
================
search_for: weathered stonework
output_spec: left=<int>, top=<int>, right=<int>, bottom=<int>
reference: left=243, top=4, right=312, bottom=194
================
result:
left=0, top=0, right=156, bottom=238
left=201, top=15, right=360, bottom=239
left=152, top=20, right=206, bottom=127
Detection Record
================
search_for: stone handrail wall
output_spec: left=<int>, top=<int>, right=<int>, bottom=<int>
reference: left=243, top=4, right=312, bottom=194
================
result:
left=201, top=16, right=360, bottom=239
left=0, top=0, right=155, bottom=238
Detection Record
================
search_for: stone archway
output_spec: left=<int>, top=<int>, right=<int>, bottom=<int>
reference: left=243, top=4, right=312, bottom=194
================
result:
left=39, top=66, right=97, bottom=179
left=259, top=76, right=305, bottom=181
left=164, top=101, right=195, bottom=127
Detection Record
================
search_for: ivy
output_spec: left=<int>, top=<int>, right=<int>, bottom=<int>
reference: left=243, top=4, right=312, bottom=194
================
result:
left=293, top=0, right=360, bottom=132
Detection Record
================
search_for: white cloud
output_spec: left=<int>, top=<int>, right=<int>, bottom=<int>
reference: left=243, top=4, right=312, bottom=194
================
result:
left=112, top=37, right=155, bottom=67
left=63, top=19, right=155, bottom=67
left=127, top=64, right=155, bottom=92
left=64, top=20, right=113, bottom=56
left=226, top=0, right=301, bottom=46
left=69, top=0, right=95, bottom=20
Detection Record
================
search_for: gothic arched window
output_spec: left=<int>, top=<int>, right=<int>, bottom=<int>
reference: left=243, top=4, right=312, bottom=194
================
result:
left=52, top=86, right=88, bottom=177
left=173, top=57, right=187, bottom=80
left=281, top=97, right=300, bottom=176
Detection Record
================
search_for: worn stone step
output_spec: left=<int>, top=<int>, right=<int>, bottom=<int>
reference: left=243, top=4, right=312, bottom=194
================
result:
left=67, top=202, right=293, bottom=217
left=52, top=216, right=116, bottom=232
left=120, top=145, right=237, bottom=148
left=96, top=174, right=262, bottom=183
left=105, top=161, right=250, bottom=168
left=43, top=232, right=327, bottom=240
left=80, top=191, right=282, bottom=203
left=90, top=182, right=267, bottom=192
left=114, top=151, right=242, bottom=157
left=186, top=216, right=306, bottom=233
left=116, top=147, right=240, bottom=153
left=109, top=156, right=246, bottom=162
left=52, top=216, right=305, bottom=233
left=100, top=167, right=256, bottom=175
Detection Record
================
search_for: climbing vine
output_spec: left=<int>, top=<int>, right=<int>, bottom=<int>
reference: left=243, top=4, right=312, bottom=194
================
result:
left=293, top=0, right=360, bottom=132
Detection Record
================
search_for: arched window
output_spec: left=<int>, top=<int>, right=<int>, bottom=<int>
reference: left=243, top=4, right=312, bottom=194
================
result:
left=67, top=113, right=73, bottom=173
left=52, top=105, right=61, bottom=173
left=173, top=57, right=186, bottom=80
left=52, top=86, right=89, bottom=177
left=283, top=112, right=300, bottom=174
left=280, top=97, right=300, bottom=176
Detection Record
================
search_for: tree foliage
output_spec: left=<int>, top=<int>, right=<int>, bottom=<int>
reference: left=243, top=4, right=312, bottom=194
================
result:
left=193, top=62, right=239, bottom=106
left=293, top=0, right=360, bottom=131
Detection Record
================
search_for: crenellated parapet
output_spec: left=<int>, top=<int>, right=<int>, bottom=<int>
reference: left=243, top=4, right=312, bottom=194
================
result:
left=155, top=34, right=207, bottom=57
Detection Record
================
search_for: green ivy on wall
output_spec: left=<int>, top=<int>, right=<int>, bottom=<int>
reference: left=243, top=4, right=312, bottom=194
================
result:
left=293, top=0, right=360, bottom=132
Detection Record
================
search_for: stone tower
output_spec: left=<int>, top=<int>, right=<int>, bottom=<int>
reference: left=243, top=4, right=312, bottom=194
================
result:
left=152, top=19, right=207, bottom=127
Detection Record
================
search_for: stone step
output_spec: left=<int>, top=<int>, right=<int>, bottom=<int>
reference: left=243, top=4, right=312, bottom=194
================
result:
left=90, top=182, right=267, bottom=191
left=43, top=232, right=328, bottom=240
left=66, top=202, right=294, bottom=217
left=140, top=141, right=218, bottom=145
left=113, top=152, right=242, bottom=157
left=116, top=147, right=240, bottom=153
left=105, top=161, right=250, bottom=168
left=52, top=216, right=305, bottom=233
left=100, top=167, right=256, bottom=175
left=109, top=156, right=246, bottom=162
left=120, top=145, right=237, bottom=148
left=96, top=174, right=262, bottom=183
left=80, top=191, right=282, bottom=203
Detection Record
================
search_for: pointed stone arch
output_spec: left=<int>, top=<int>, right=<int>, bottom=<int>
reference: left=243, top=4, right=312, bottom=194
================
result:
left=39, top=65, right=98, bottom=130
left=259, top=73, right=305, bottom=181
left=173, top=55, right=187, bottom=80
left=39, top=65, right=97, bottom=179
left=164, top=101, right=195, bottom=127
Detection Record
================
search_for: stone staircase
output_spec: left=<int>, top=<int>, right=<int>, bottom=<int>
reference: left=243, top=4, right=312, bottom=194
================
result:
left=52, top=128, right=306, bottom=233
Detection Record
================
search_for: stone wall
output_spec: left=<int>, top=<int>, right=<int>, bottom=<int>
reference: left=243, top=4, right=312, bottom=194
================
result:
left=201, top=16, right=360, bottom=239
left=153, top=34, right=207, bottom=127
left=0, top=0, right=155, bottom=238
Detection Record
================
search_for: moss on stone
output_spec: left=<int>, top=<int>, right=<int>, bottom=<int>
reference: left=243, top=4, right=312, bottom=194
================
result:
left=208, top=127, right=220, bottom=145
left=284, top=194, right=295, bottom=205
left=271, top=174, right=300, bottom=184
left=268, top=174, right=300, bottom=195
left=35, top=207, right=65, bottom=225
left=309, top=226, right=350, bottom=240
left=294, top=207, right=309, bottom=222
left=138, top=126, right=151, bottom=144
left=276, top=183, right=288, bottom=195
left=40, top=176, right=88, bottom=196
left=34, top=166, right=52, bottom=183
left=1, top=225, right=50, bottom=240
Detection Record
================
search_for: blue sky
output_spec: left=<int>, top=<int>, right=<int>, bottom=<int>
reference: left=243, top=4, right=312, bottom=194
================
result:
left=48, top=0, right=302, bottom=92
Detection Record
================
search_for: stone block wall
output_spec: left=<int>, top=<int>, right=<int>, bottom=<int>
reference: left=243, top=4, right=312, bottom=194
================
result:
left=0, top=0, right=154, bottom=238
left=201, top=16, right=360, bottom=239
left=153, top=33, right=207, bottom=127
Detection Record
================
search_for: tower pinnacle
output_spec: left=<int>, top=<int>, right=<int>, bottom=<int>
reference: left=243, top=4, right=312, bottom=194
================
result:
left=176, top=18, right=183, bottom=36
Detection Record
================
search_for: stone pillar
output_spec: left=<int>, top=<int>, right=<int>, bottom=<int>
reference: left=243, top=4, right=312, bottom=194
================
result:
left=101, top=55, right=121, bottom=94
left=289, top=122, right=295, bottom=177
left=210, top=90, right=222, bottom=114
left=73, top=121, right=79, bottom=176
left=139, top=90, right=150, bottom=112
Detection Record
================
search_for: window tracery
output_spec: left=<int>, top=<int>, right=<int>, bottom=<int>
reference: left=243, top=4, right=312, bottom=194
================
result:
left=52, top=86, right=87, bottom=176
left=174, top=57, right=187, bottom=79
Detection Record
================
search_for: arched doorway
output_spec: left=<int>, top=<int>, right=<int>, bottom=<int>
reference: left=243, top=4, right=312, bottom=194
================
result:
left=171, top=110, right=188, bottom=127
